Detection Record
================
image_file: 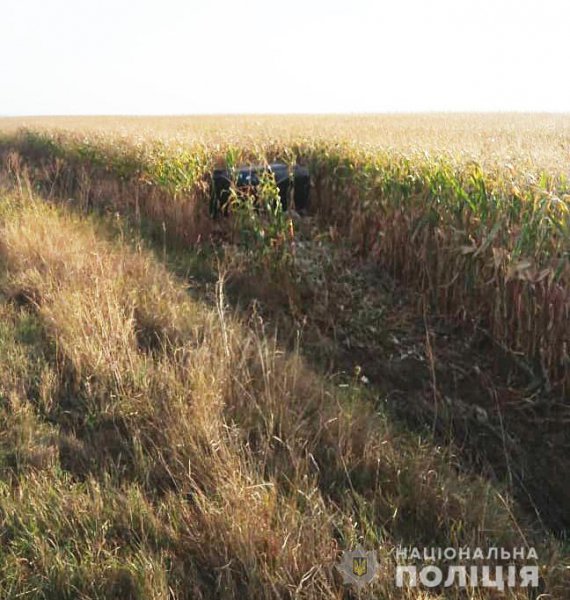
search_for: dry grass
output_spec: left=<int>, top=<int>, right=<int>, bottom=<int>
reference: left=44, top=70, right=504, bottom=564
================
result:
left=0, top=191, right=567, bottom=598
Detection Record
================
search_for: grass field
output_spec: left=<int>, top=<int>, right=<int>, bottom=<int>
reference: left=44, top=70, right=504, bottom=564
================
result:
left=0, top=114, right=569, bottom=598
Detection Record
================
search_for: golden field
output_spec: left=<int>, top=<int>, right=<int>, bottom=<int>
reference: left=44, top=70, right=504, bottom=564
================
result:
left=1, top=112, right=570, bottom=170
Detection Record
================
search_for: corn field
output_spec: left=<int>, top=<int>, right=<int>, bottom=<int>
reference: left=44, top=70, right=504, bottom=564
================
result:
left=1, top=121, right=568, bottom=395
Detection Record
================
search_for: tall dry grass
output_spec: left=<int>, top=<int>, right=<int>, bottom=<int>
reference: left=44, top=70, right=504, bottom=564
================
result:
left=0, top=191, right=566, bottom=598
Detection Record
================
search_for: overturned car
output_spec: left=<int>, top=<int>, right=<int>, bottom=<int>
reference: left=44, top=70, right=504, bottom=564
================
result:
left=210, top=163, right=310, bottom=216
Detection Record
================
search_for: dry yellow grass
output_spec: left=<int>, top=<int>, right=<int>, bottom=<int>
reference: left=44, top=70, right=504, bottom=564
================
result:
left=0, top=191, right=567, bottom=598
left=1, top=113, right=570, bottom=170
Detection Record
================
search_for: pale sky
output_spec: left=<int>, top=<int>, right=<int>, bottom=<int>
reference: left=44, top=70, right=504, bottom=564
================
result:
left=1, top=0, right=569, bottom=115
